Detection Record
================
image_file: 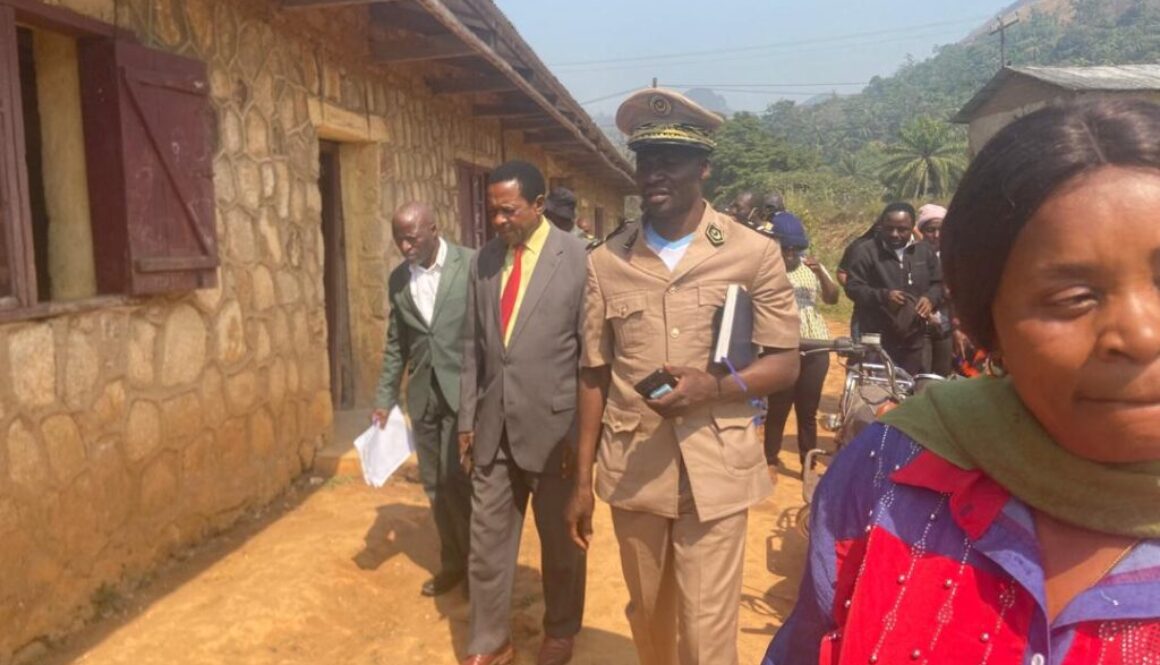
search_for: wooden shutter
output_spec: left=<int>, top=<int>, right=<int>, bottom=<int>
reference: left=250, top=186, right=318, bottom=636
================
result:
left=79, top=39, right=217, bottom=295
left=456, top=163, right=491, bottom=248
left=0, top=5, right=35, bottom=308
left=474, top=170, right=493, bottom=245
left=456, top=162, right=475, bottom=247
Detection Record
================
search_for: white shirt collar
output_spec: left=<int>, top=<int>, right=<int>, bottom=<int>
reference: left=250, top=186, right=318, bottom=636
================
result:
left=410, top=237, right=447, bottom=275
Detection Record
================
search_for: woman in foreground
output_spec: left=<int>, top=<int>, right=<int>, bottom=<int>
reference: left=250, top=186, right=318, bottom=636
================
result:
left=763, top=98, right=1160, bottom=664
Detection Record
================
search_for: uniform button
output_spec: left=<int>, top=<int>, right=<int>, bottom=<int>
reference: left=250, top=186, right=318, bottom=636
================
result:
left=667, top=286, right=678, bottom=294
left=675, top=417, right=684, bottom=426
left=670, top=327, right=680, bottom=338
left=1030, top=655, right=1045, bottom=665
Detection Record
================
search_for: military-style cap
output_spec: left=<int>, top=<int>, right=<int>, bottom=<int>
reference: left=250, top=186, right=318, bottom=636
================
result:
left=616, top=87, right=725, bottom=153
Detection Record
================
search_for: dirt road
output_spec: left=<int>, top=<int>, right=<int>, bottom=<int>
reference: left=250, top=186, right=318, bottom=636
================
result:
left=40, top=373, right=843, bottom=665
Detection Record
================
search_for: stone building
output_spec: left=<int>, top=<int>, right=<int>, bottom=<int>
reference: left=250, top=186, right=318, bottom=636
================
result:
left=0, top=0, right=634, bottom=660
left=953, top=64, right=1160, bottom=154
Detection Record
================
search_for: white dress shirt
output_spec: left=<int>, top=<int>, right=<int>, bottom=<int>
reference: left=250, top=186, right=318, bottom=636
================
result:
left=408, top=238, right=447, bottom=325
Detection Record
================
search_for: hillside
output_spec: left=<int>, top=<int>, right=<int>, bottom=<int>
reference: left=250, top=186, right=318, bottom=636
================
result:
left=707, top=0, right=1160, bottom=260
left=759, top=0, right=1160, bottom=167
left=961, top=0, right=1075, bottom=44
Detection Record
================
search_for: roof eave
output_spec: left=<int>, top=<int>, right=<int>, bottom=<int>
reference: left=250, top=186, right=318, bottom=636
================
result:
left=412, top=0, right=636, bottom=190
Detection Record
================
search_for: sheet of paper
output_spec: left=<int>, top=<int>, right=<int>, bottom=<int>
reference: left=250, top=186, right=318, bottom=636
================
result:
left=353, top=407, right=414, bottom=488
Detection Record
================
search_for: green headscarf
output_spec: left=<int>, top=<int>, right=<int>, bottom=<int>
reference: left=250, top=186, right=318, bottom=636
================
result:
left=881, top=376, right=1160, bottom=538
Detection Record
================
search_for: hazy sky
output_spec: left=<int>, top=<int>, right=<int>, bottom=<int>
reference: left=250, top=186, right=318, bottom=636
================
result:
left=495, top=0, right=1018, bottom=117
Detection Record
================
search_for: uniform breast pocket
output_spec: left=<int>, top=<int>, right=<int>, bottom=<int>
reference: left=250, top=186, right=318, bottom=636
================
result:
left=605, top=294, right=651, bottom=352
left=695, top=284, right=730, bottom=348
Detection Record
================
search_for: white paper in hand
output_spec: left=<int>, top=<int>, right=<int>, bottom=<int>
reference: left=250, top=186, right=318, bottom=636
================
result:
left=354, top=407, right=414, bottom=488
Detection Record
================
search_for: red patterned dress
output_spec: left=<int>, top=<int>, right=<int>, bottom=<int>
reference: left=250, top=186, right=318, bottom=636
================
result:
left=764, top=423, right=1160, bottom=665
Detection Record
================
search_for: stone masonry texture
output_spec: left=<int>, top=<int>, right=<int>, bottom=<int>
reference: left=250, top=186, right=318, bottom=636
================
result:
left=0, top=0, right=627, bottom=661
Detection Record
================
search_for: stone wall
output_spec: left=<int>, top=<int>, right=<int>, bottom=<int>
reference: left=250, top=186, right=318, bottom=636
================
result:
left=0, top=1, right=627, bottom=661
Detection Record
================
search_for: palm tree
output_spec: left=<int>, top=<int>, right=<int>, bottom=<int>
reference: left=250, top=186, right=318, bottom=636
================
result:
left=878, top=116, right=968, bottom=199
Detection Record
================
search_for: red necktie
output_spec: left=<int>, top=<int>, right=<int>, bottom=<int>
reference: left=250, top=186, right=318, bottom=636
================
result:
left=500, top=244, right=524, bottom=337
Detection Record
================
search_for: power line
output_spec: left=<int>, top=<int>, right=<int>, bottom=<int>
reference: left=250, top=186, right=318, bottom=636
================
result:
left=551, top=24, right=982, bottom=74
left=549, top=15, right=988, bottom=68
left=698, top=88, right=843, bottom=97
left=580, top=87, right=645, bottom=105
left=668, top=81, right=869, bottom=89
left=581, top=86, right=854, bottom=108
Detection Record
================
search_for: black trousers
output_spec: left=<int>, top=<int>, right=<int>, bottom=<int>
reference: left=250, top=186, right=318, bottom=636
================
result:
left=765, top=351, right=830, bottom=467
left=882, top=338, right=927, bottom=376
left=467, top=435, right=587, bottom=654
left=411, top=383, right=472, bottom=579
left=925, top=331, right=954, bottom=378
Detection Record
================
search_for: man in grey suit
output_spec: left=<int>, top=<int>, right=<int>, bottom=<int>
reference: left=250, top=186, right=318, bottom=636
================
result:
left=457, top=161, right=588, bottom=665
left=372, top=201, right=474, bottom=598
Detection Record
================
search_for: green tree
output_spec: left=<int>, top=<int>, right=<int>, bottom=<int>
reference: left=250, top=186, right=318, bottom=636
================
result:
left=705, top=113, right=819, bottom=201
left=878, top=116, right=968, bottom=199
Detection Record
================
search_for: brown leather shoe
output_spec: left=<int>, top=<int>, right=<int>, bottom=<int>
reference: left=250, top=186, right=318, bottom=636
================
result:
left=460, top=642, right=514, bottom=665
left=537, top=636, right=574, bottom=665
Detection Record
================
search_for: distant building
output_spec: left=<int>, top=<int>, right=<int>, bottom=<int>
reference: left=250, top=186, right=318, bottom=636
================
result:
left=952, top=64, right=1160, bottom=154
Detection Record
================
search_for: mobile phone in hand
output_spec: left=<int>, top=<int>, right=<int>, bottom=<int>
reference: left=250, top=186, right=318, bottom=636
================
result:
left=634, top=368, right=679, bottom=400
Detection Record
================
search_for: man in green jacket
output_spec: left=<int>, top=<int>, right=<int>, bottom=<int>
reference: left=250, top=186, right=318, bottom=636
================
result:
left=372, top=201, right=474, bottom=597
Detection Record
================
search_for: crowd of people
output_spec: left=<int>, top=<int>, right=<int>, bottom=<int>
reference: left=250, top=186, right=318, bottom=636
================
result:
left=372, top=87, right=1160, bottom=665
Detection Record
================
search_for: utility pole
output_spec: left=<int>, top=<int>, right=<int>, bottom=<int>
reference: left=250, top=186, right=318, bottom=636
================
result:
left=989, top=14, right=1020, bottom=68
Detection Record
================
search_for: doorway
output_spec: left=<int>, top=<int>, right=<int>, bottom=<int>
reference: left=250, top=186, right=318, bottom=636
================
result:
left=319, top=141, right=354, bottom=410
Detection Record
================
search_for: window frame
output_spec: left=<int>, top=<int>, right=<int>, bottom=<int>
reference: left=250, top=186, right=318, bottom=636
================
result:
left=0, top=0, right=215, bottom=321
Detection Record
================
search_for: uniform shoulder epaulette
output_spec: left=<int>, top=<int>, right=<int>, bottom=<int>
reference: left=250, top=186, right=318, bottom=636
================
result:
left=730, top=216, right=776, bottom=239
left=587, top=219, right=638, bottom=252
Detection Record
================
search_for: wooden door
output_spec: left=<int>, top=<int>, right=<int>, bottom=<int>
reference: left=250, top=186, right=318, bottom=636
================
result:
left=319, top=141, right=354, bottom=410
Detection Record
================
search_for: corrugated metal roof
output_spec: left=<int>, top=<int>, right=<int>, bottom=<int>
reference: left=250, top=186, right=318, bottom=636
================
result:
left=952, top=64, right=1160, bottom=123
left=1015, top=64, right=1160, bottom=90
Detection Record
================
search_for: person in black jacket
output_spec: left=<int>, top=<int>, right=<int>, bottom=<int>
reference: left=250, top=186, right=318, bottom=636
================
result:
left=842, top=202, right=943, bottom=375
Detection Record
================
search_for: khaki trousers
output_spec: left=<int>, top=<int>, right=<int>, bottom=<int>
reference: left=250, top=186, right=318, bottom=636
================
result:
left=610, top=503, right=748, bottom=665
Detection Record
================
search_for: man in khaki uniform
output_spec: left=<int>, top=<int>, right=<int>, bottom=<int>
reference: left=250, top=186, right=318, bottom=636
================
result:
left=565, top=88, right=801, bottom=665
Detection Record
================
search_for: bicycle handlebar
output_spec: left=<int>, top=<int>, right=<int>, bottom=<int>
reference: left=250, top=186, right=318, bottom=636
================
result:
left=800, top=337, right=913, bottom=402
left=800, top=337, right=861, bottom=354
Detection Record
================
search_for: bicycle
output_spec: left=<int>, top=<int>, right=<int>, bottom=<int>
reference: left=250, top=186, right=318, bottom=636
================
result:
left=797, top=334, right=945, bottom=508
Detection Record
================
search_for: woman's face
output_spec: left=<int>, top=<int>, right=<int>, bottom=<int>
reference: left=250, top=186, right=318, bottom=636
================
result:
left=922, top=220, right=943, bottom=251
left=781, top=245, right=802, bottom=271
left=992, top=166, right=1160, bottom=462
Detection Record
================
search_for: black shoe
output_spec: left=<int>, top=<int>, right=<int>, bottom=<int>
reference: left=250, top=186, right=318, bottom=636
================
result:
left=421, top=571, right=465, bottom=597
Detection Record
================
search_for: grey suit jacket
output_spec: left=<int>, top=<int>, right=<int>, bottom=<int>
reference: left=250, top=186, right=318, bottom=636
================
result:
left=375, top=242, right=474, bottom=417
left=458, top=223, right=588, bottom=472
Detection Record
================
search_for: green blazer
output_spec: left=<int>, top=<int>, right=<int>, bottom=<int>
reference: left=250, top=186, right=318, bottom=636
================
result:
left=375, top=241, right=474, bottom=417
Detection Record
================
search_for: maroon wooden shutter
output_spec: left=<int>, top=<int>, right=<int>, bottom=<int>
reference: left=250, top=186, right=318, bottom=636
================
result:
left=80, top=39, right=217, bottom=295
left=456, top=163, right=475, bottom=247
left=0, top=5, right=34, bottom=308
left=456, top=163, right=492, bottom=248
left=474, top=170, right=493, bottom=245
